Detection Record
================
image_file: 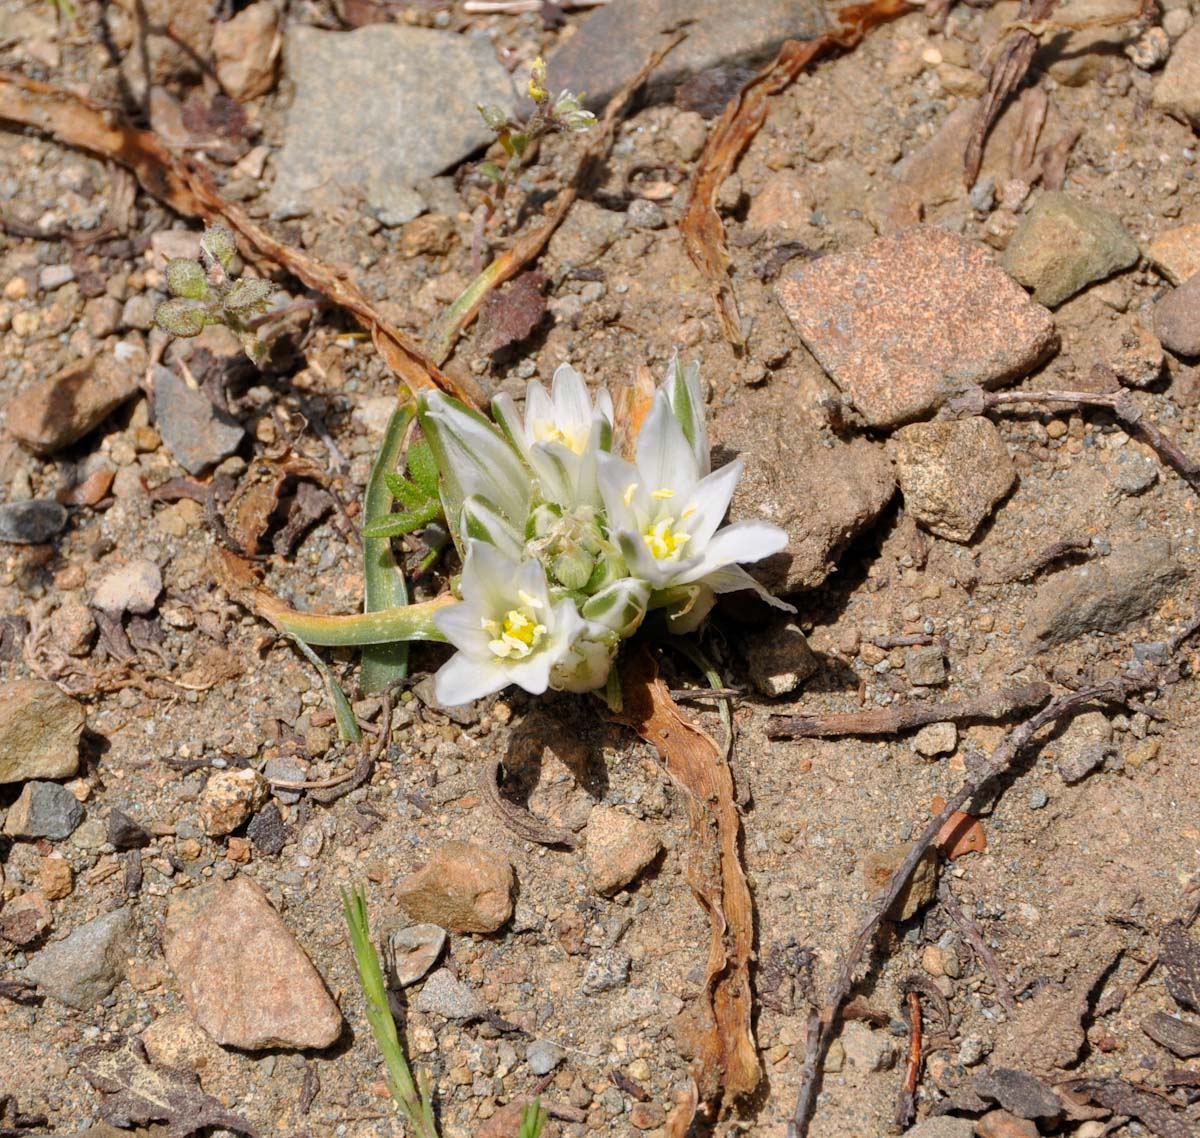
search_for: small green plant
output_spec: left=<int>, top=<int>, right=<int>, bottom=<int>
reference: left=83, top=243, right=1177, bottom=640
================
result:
left=155, top=225, right=273, bottom=364
left=342, top=888, right=547, bottom=1138
left=363, top=433, right=442, bottom=543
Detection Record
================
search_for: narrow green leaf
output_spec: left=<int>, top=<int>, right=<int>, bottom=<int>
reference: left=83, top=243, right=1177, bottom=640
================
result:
left=383, top=472, right=430, bottom=510
left=361, top=505, right=438, bottom=540
left=272, top=600, right=451, bottom=647
left=290, top=637, right=362, bottom=744
left=519, top=1099, right=548, bottom=1138
left=406, top=437, right=440, bottom=498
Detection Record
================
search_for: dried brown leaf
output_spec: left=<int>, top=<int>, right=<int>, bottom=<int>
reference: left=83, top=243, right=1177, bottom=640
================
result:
left=475, top=270, right=548, bottom=355
left=1143, top=1011, right=1200, bottom=1058
left=1162, top=919, right=1200, bottom=1013
left=1069, top=1078, right=1194, bottom=1138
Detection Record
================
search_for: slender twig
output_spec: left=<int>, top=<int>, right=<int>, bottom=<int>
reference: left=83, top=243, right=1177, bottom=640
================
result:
left=893, top=988, right=922, bottom=1131
left=938, top=878, right=1017, bottom=1013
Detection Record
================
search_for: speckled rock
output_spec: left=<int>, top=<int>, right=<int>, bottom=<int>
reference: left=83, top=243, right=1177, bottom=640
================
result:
left=153, top=365, right=245, bottom=476
left=22, top=908, right=133, bottom=1009
left=3, top=780, right=85, bottom=840
left=1146, top=223, right=1200, bottom=286
left=0, top=679, right=84, bottom=784
left=585, top=806, right=662, bottom=896
left=395, top=841, right=514, bottom=933
left=413, top=968, right=487, bottom=1020
left=776, top=226, right=1057, bottom=427
left=891, top=417, right=1017, bottom=543
left=8, top=354, right=140, bottom=454
left=165, top=875, right=343, bottom=1050
left=1002, top=192, right=1139, bottom=308
left=1154, top=272, right=1200, bottom=358
left=0, top=500, right=68, bottom=544
left=858, top=843, right=939, bottom=921
left=0, top=891, right=52, bottom=946
left=90, top=558, right=162, bottom=616
left=271, top=25, right=513, bottom=217
left=387, top=923, right=447, bottom=987
left=211, top=1, right=280, bottom=100
left=744, top=621, right=819, bottom=697
left=198, top=768, right=270, bottom=837
left=1153, top=24, right=1200, bottom=129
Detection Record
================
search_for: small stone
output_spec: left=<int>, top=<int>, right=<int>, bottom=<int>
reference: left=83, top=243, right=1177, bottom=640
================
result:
left=1126, top=26, right=1170, bottom=70
left=142, top=1011, right=229, bottom=1073
left=1028, top=787, right=1049, bottom=810
left=892, top=417, right=1016, bottom=542
left=902, top=1120, right=975, bottom=1138
left=400, top=214, right=457, bottom=258
left=120, top=293, right=159, bottom=331
left=375, top=186, right=426, bottom=227
left=413, top=968, right=487, bottom=1020
left=1002, top=192, right=1139, bottom=308
left=0, top=891, right=52, bottom=946
left=626, top=198, right=667, bottom=230
left=906, top=646, right=947, bottom=686
left=107, top=808, right=152, bottom=850
left=198, top=768, right=269, bottom=837
left=823, top=1039, right=845, bottom=1072
left=0, top=499, right=68, bottom=544
left=386, top=923, right=447, bottom=986
left=1165, top=9, right=1192, bottom=39
left=957, top=1034, right=988, bottom=1066
left=913, top=721, right=957, bottom=757
left=50, top=603, right=97, bottom=657
left=776, top=226, right=1057, bottom=427
left=859, top=844, right=939, bottom=920
left=745, top=621, right=819, bottom=697
left=263, top=756, right=307, bottom=805
left=666, top=110, right=707, bottom=161
left=90, top=557, right=162, bottom=616
left=923, top=944, right=947, bottom=977
left=247, top=802, right=287, bottom=855
left=841, top=1020, right=895, bottom=1071
left=84, top=295, right=123, bottom=338
left=586, top=806, right=662, bottom=896
left=976, top=1109, right=1039, bottom=1138
left=0, top=681, right=84, bottom=784
left=1054, top=711, right=1113, bottom=784
left=165, top=875, right=343, bottom=1049
left=212, top=1, right=281, bottom=100
left=153, top=365, right=245, bottom=475
left=1024, top=537, right=1186, bottom=647
left=1147, top=222, right=1200, bottom=285
left=38, top=264, right=75, bottom=291
left=1107, top=319, right=1164, bottom=387
left=746, top=169, right=817, bottom=234
left=38, top=856, right=74, bottom=900
left=1154, top=272, right=1200, bottom=358
left=629, top=1102, right=667, bottom=1130
left=8, top=354, right=140, bottom=454
left=395, top=841, right=514, bottom=933
left=4, top=781, right=85, bottom=840
left=22, top=907, right=133, bottom=1008
left=526, top=1039, right=566, bottom=1076
left=1153, top=24, right=1200, bottom=128
left=1106, top=449, right=1159, bottom=495
left=582, top=948, right=632, bottom=995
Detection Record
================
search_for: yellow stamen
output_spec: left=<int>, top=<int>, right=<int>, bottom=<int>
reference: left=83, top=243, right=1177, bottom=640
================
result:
left=532, top=420, right=588, bottom=454
left=488, top=608, right=547, bottom=660
left=651, top=488, right=675, bottom=500
left=623, top=482, right=638, bottom=507
left=643, top=517, right=690, bottom=561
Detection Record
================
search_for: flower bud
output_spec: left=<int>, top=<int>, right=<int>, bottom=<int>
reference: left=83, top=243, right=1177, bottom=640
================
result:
left=154, top=297, right=208, bottom=338
left=199, top=224, right=237, bottom=270
left=165, top=257, right=208, bottom=300
left=552, top=546, right=595, bottom=592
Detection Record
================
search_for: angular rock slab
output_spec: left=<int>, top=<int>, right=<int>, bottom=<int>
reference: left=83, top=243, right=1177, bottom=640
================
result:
left=165, top=876, right=343, bottom=1050
left=270, top=25, right=513, bottom=217
left=22, top=908, right=133, bottom=1010
left=775, top=226, right=1057, bottom=427
left=1153, top=24, right=1200, bottom=130
left=395, top=840, right=514, bottom=934
left=0, top=679, right=84, bottom=784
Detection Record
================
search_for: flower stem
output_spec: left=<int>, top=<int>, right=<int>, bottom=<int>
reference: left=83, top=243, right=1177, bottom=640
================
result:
left=268, top=598, right=453, bottom=648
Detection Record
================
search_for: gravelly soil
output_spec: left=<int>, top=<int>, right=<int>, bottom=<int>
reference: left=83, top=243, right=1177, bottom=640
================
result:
left=1, top=1, right=1200, bottom=1137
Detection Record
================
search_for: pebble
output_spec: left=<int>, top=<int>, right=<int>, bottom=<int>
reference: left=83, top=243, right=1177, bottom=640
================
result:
left=38, top=855, right=74, bottom=900
left=1108, top=319, right=1164, bottom=388
left=666, top=110, right=707, bottom=161
left=776, top=226, right=1057, bottom=426
left=1146, top=222, right=1200, bottom=285
left=271, top=25, right=512, bottom=218
left=1153, top=24, right=1200, bottom=128
left=413, top=968, right=487, bottom=1020
left=525, top=1039, right=566, bottom=1076
left=37, top=264, right=75, bottom=291
left=858, top=844, right=939, bottom=920
left=7, top=354, right=140, bottom=454
left=120, top=293, right=159, bottom=331
left=165, top=875, right=344, bottom=1049
left=892, top=417, right=1016, bottom=543
left=263, top=756, right=307, bottom=805
left=913, top=721, right=957, bottom=757
left=957, top=1034, right=989, bottom=1066
left=585, top=806, right=662, bottom=896
left=211, top=0, right=280, bottom=100
left=901, top=1119, right=975, bottom=1138
left=976, top=1110, right=1039, bottom=1138
left=1024, top=536, right=1185, bottom=647
left=386, top=923, right=447, bottom=986
left=21, top=907, right=132, bottom=1009
left=142, top=1011, right=229, bottom=1073
left=581, top=948, right=632, bottom=994
left=1106, top=449, right=1159, bottom=495
left=1054, top=711, right=1113, bottom=784
left=840, top=1020, right=895, bottom=1071
left=107, top=808, right=152, bottom=851
left=375, top=186, right=426, bottom=228
left=1028, top=787, right=1049, bottom=810
left=744, top=621, right=819, bottom=697
left=153, top=364, right=246, bottom=476
left=84, top=295, right=123, bottom=338
left=50, top=603, right=97, bottom=657
left=1153, top=271, right=1200, bottom=358
left=626, top=198, right=667, bottom=230
left=3, top=780, right=85, bottom=840
left=198, top=768, right=270, bottom=837
left=395, top=841, right=515, bottom=933
left=745, top=169, right=817, bottom=234
left=90, top=557, right=163, bottom=616
left=0, top=499, right=68, bottom=544
left=906, top=646, right=947, bottom=687
left=1003, top=192, right=1139, bottom=308
left=0, top=891, right=52, bottom=946
left=1126, top=26, right=1171, bottom=70
left=1164, top=9, right=1192, bottom=39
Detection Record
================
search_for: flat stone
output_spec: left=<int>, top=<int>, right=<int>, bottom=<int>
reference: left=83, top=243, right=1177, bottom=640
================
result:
left=1106, top=319, right=1164, bottom=388
left=413, top=968, right=487, bottom=1020
left=547, top=0, right=828, bottom=110
left=271, top=25, right=513, bottom=217
left=859, top=844, right=940, bottom=921
left=50, top=603, right=97, bottom=657
left=395, top=841, right=514, bottom=933
left=776, top=226, right=1057, bottom=427
left=1153, top=24, right=1200, bottom=128
left=891, top=417, right=1017, bottom=542
left=90, top=558, right=162, bottom=616
left=526, top=1039, right=566, bottom=1076
left=0, top=499, right=68, bottom=545
left=1003, top=192, right=1140, bottom=308
left=386, top=923, right=447, bottom=987
left=744, top=620, right=819, bottom=697
left=1146, top=223, right=1200, bottom=285
left=1054, top=711, right=1112, bottom=784
left=263, top=756, right=307, bottom=805
left=713, top=383, right=896, bottom=591
left=902, top=1120, right=977, bottom=1138
left=913, top=721, right=957, bottom=757
left=165, top=875, right=343, bottom=1050
left=8, top=354, right=140, bottom=454
left=198, top=768, right=270, bottom=837
left=22, top=908, right=133, bottom=1010
left=586, top=806, right=662, bottom=896
left=153, top=365, right=245, bottom=475
left=1154, top=272, right=1200, bottom=358
left=142, top=1011, right=230, bottom=1074
left=976, top=1110, right=1039, bottom=1138
left=1024, top=537, right=1186, bottom=647
left=1106, top=449, right=1159, bottom=495
left=840, top=1020, right=895, bottom=1071
left=0, top=891, right=52, bottom=946
left=581, top=948, right=632, bottom=995
left=3, top=781, right=85, bottom=840
left=211, top=1, right=280, bottom=101
left=906, top=645, right=947, bottom=687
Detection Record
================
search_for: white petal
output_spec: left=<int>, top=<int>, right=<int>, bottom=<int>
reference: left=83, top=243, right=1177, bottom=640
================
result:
left=616, top=530, right=690, bottom=590
left=597, top=452, right=643, bottom=531
left=502, top=652, right=553, bottom=695
left=675, top=520, right=789, bottom=585
left=491, top=392, right=529, bottom=459
left=528, top=442, right=578, bottom=507
left=460, top=540, right=524, bottom=614
left=665, top=354, right=710, bottom=475
left=594, top=386, right=615, bottom=428
left=433, top=599, right=492, bottom=654
left=635, top=393, right=700, bottom=495
left=680, top=459, right=742, bottom=550
left=460, top=497, right=524, bottom=561
left=523, top=382, right=556, bottom=441
left=699, top=564, right=796, bottom=611
left=434, top=652, right=509, bottom=705
left=515, top=555, right=553, bottom=613
left=551, top=363, right=592, bottom=435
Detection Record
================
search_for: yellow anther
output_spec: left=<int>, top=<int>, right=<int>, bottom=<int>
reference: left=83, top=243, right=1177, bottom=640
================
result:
left=488, top=608, right=546, bottom=660
left=651, top=488, right=675, bottom=500
left=623, top=482, right=638, bottom=507
left=643, top=517, right=690, bottom=561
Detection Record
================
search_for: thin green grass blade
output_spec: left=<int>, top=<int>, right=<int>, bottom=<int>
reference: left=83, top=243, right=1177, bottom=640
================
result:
left=290, top=637, right=362, bottom=744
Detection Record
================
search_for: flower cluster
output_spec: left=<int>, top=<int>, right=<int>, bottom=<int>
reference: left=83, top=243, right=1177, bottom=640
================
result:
left=420, top=359, right=792, bottom=705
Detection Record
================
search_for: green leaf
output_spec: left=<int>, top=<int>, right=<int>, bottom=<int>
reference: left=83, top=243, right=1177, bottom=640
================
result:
left=165, top=257, right=208, bottom=300
left=155, top=297, right=209, bottom=338
left=477, top=161, right=505, bottom=184
left=361, top=507, right=438, bottom=540
left=289, top=637, right=362, bottom=744
left=199, top=224, right=237, bottom=270
left=270, top=598, right=450, bottom=648
left=519, top=1100, right=548, bottom=1138
left=406, top=437, right=440, bottom=498
left=383, top=473, right=431, bottom=511
left=224, top=277, right=272, bottom=312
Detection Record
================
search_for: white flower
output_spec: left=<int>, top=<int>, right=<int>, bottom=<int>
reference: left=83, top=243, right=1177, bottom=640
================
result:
left=432, top=542, right=586, bottom=704
left=597, top=383, right=792, bottom=611
left=493, top=363, right=613, bottom=508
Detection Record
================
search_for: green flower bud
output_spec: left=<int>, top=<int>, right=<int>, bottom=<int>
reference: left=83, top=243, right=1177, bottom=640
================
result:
left=165, top=257, right=208, bottom=300
left=224, top=277, right=272, bottom=313
left=154, top=297, right=208, bottom=338
left=552, top=546, right=595, bottom=592
left=199, top=224, right=237, bottom=270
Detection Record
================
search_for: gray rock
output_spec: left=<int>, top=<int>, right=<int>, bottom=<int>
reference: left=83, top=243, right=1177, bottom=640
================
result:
left=626, top=198, right=666, bottom=230
left=22, top=908, right=133, bottom=1010
left=414, top=968, right=487, bottom=1020
left=374, top=186, right=426, bottom=228
left=1003, top=192, right=1140, bottom=308
left=840, top=1020, right=895, bottom=1072
left=1106, top=449, right=1159, bottom=495
left=1055, top=711, right=1113, bottom=784
left=581, top=948, right=631, bottom=995
left=891, top=417, right=1016, bottom=543
left=1024, top=537, right=1186, bottom=647
left=547, top=0, right=828, bottom=110
left=271, top=25, right=513, bottom=218
left=1028, top=787, right=1049, bottom=809
left=745, top=621, right=819, bottom=697
left=3, top=781, right=85, bottom=840
left=0, top=499, right=68, bottom=544
left=1154, top=271, right=1200, bottom=358
left=386, top=923, right=447, bottom=987
left=38, top=264, right=75, bottom=291
left=526, top=1039, right=566, bottom=1076
left=1153, top=24, right=1200, bottom=128
left=776, top=226, right=1057, bottom=427
left=120, top=293, right=160, bottom=331
left=263, top=756, right=307, bottom=805
left=906, top=646, right=947, bottom=687
left=90, top=558, right=162, bottom=616
left=153, top=364, right=245, bottom=475
left=546, top=201, right=626, bottom=273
